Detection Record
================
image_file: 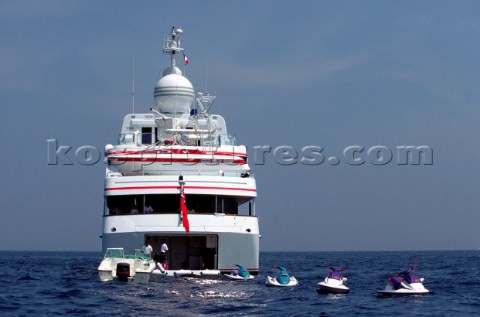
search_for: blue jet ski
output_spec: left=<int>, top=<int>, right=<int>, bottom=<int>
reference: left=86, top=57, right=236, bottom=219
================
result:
left=225, top=264, right=254, bottom=280
left=266, top=266, right=298, bottom=287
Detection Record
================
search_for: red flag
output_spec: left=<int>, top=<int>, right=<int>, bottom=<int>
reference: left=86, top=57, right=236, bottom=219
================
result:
left=180, top=187, right=190, bottom=232
left=183, top=53, right=189, bottom=65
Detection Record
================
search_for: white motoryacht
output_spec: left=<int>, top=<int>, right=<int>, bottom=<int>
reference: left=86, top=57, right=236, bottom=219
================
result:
left=100, top=26, right=259, bottom=278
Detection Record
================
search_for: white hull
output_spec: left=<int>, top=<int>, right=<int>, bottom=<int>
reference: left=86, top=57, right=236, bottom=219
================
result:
left=317, top=277, right=350, bottom=294
left=377, top=282, right=430, bottom=296
left=151, top=269, right=221, bottom=277
left=104, top=174, right=257, bottom=197
left=98, top=269, right=152, bottom=283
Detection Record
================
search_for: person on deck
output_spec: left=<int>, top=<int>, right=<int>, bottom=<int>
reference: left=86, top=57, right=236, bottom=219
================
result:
left=160, top=239, right=169, bottom=269
left=143, top=203, right=154, bottom=213
left=143, top=240, right=153, bottom=258
left=112, top=207, right=122, bottom=215
left=130, top=205, right=139, bottom=214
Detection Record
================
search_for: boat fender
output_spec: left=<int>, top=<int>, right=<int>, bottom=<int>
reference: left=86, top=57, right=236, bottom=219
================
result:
left=156, top=262, right=165, bottom=273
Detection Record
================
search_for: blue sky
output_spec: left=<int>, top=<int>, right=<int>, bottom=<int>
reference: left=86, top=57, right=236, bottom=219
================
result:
left=1, top=0, right=479, bottom=251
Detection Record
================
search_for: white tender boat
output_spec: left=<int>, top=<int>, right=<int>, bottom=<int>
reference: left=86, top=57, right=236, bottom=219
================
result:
left=100, top=26, right=259, bottom=277
left=97, top=248, right=155, bottom=282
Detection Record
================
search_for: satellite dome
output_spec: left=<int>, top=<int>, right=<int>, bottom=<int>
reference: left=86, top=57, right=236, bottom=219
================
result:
left=154, top=74, right=194, bottom=115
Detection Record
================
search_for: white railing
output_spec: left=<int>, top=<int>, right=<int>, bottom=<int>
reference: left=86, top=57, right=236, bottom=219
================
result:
left=117, top=132, right=237, bottom=147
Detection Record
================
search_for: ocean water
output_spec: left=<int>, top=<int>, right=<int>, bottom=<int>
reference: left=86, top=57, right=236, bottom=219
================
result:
left=0, top=251, right=479, bottom=316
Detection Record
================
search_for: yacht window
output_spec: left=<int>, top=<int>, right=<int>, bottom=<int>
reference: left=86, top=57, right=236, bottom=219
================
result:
left=106, top=194, right=251, bottom=215
left=142, top=127, right=152, bottom=144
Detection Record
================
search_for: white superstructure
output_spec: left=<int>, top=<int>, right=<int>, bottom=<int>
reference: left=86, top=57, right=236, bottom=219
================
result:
left=101, top=26, right=259, bottom=274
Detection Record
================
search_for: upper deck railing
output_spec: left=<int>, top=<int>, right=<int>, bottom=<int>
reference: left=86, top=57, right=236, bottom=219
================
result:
left=117, top=132, right=237, bottom=147
left=106, top=168, right=253, bottom=178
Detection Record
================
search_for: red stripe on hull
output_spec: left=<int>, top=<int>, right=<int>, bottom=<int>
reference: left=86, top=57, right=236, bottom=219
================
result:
left=108, top=158, right=247, bottom=164
left=108, top=149, right=247, bottom=156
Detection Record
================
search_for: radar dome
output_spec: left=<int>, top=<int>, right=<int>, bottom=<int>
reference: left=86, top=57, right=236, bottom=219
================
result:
left=154, top=74, right=194, bottom=115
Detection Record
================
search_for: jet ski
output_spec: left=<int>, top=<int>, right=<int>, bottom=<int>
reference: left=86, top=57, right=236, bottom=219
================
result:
left=265, top=266, right=298, bottom=287
left=224, top=264, right=254, bottom=280
left=317, top=266, right=349, bottom=294
left=377, top=265, right=430, bottom=296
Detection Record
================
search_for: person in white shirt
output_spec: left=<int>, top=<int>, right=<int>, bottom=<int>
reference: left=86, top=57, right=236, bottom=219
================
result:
left=143, top=240, right=153, bottom=258
left=160, top=239, right=169, bottom=268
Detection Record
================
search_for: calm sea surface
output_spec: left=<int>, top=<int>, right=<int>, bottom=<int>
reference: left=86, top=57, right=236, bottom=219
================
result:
left=0, top=251, right=479, bottom=316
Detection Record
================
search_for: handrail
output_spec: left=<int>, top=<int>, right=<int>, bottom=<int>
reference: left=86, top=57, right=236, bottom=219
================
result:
left=117, top=132, right=237, bottom=147
left=106, top=212, right=258, bottom=217
left=106, top=168, right=253, bottom=178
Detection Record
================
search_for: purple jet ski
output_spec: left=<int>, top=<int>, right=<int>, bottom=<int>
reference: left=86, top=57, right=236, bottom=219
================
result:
left=317, top=266, right=349, bottom=294
left=377, top=266, right=430, bottom=296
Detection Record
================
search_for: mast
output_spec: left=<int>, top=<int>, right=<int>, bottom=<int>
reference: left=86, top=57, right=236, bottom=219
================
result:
left=154, top=26, right=193, bottom=117
left=163, top=26, right=184, bottom=75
